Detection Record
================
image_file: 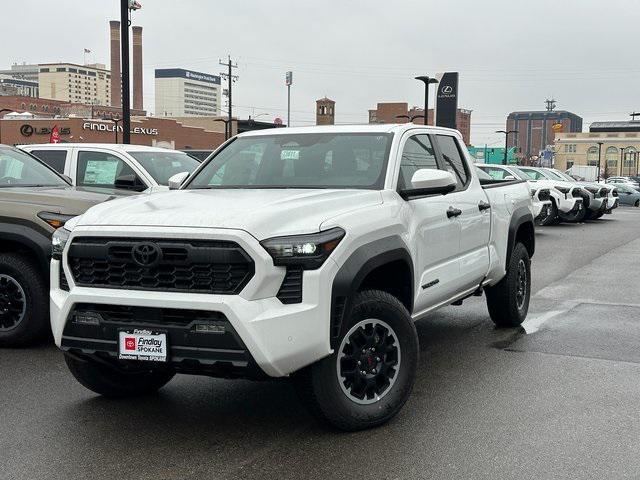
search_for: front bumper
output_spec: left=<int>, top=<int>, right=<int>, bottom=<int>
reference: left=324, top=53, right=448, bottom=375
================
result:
left=606, top=197, right=619, bottom=213
left=51, top=226, right=338, bottom=378
left=534, top=200, right=552, bottom=223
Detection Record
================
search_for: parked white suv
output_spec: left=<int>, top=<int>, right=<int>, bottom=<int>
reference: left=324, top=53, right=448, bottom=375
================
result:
left=50, top=125, right=535, bottom=431
left=20, top=144, right=200, bottom=192
left=476, top=164, right=555, bottom=225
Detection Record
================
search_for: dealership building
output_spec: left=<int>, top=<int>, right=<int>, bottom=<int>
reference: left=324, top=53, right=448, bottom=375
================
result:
left=155, top=68, right=221, bottom=117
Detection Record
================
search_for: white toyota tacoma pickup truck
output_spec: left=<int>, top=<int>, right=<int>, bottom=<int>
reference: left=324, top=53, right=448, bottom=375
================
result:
left=50, top=124, right=535, bottom=431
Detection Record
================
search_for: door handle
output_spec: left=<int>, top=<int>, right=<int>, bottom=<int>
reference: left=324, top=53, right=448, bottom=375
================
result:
left=446, top=207, right=462, bottom=218
left=478, top=201, right=491, bottom=211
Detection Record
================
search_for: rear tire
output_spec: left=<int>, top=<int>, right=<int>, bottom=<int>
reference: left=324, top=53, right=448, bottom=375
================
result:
left=64, top=354, right=175, bottom=397
left=485, top=242, right=531, bottom=328
left=635, top=200, right=640, bottom=207
left=294, top=290, right=418, bottom=431
left=0, top=253, right=49, bottom=348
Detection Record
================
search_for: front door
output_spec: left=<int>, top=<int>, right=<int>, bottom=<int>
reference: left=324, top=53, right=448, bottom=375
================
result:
left=396, top=133, right=462, bottom=313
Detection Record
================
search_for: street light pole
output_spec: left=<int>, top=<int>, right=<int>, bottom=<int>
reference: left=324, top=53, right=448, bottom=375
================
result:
left=396, top=114, right=425, bottom=123
left=496, top=130, right=518, bottom=165
left=120, top=0, right=131, bottom=144
left=286, top=71, right=292, bottom=128
left=596, top=142, right=603, bottom=182
left=106, top=116, right=122, bottom=144
left=415, top=76, right=439, bottom=126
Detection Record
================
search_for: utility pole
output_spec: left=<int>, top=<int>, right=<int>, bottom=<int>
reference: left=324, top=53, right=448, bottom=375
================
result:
left=286, top=71, right=293, bottom=127
left=220, top=55, right=238, bottom=139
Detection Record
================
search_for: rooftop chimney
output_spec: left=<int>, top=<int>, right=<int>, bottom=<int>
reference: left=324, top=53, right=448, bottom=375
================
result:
left=132, top=26, right=143, bottom=111
left=109, top=20, right=121, bottom=108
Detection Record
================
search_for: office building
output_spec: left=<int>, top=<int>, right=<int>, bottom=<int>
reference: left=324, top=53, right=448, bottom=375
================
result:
left=155, top=68, right=221, bottom=117
left=38, top=62, right=111, bottom=105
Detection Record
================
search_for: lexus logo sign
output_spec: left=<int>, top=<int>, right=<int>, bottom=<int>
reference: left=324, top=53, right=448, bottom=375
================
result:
left=20, top=124, right=34, bottom=137
left=442, top=85, right=453, bottom=94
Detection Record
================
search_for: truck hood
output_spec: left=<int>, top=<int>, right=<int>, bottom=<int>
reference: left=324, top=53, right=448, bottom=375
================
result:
left=75, top=188, right=384, bottom=239
left=0, top=186, right=129, bottom=215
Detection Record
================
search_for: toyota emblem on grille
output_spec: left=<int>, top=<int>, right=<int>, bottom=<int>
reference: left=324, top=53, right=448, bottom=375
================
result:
left=131, top=242, right=161, bottom=267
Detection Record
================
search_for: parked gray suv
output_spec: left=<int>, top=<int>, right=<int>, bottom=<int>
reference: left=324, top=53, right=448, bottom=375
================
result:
left=0, top=145, right=132, bottom=347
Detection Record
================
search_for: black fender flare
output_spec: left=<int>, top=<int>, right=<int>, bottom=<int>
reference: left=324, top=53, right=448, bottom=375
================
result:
left=330, top=236, right=413, bottom=348
left=0, top=220, right=52, bottom=274
left=507, top=206, right=535, bottom=262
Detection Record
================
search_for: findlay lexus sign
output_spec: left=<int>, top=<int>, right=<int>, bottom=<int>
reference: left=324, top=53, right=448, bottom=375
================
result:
left=82, top=122, right=159, bottom=136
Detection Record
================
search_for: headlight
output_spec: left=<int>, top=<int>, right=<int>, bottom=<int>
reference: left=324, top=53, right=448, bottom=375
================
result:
left=38, top=211, right=76, bottom=229
left=556, top=186, right=570, bottom=194
left=260, top=228, right=345, bottom=270
left=530, top=189, right=537, bottom=197
left=585, top=187, right=598, bottom=195
left=52, top=227, right=71, bottom=260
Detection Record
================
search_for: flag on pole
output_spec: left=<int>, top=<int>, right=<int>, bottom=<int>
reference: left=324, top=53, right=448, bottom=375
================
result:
left=50, top=125, right=61, bottom=144
left=84, top=48, right=91, bottom=53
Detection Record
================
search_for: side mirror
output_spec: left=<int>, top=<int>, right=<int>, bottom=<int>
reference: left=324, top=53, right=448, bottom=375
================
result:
left=168, top=171, right=190, bottom=190
left=61, top=174, right=73, bottom=185
left=400, top=169, right=457, bottom=199
left=114, top=174, right=146, bottom=192
left=504, top=175, right=516, bottom=181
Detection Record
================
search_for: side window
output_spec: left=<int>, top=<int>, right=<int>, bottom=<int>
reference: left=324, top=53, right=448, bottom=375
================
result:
left=77, top=151, right=143, bottom=190
left=482, top=167, right=507, bottom=180
left=29, top=150, right=67, bottom=174
left=398, top=134, right=438, bottom=189
left=436, top=135, right=469, bottom=189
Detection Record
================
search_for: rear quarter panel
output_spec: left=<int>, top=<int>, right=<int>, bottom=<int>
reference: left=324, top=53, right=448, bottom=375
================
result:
left=482, top=181, right=533, bottom=285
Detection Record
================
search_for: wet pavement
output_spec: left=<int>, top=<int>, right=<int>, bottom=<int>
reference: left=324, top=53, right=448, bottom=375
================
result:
left=2, top=207, right=640, bottom=480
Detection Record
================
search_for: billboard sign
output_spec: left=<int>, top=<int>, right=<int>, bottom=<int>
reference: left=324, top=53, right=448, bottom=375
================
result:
left=435, top=72, right=459, bottom=130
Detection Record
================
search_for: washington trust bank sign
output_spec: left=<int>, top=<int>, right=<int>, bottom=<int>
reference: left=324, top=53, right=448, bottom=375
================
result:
left=82, top=122, right=159, bottom=136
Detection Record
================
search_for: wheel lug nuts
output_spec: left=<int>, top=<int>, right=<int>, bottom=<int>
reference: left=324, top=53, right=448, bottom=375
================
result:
left=370, top=369, right=376, bottom=374
left=375, top=357, right=380, bottom=362
left=360, top=370, right=366, bottom=375
left=357, top=361, right=361, bottom=366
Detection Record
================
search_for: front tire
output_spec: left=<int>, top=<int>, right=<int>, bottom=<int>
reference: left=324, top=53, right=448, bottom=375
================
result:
left=0, top=253, right=49, bottom=347
left=485, top=242, right=531, bottom=328
left=294, top=290, right=418, bottom=431
left=64, top=354, right=175, bottom=397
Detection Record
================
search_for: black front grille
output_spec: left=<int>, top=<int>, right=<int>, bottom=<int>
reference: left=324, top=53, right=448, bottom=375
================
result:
left=67, top=237, right=254, bottom=294
left=277, top=266, right=303, bottom=304
left=612, top=189, right=619, bottom=197
left=537, top=189, right=551, bottom=201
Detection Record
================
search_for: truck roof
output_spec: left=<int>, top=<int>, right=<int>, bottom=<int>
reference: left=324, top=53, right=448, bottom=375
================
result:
left=18, top=143, right=181, bottom=153
left=238, top=123, right=462, bottom=138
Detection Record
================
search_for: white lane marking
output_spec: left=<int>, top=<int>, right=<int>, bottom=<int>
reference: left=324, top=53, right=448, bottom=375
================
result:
left=521, top=310, right=564, bottom=334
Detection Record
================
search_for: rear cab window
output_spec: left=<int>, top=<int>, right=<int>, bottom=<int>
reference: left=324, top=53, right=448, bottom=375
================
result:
left=28, top=149, right=67, bottom=174
left=435, top=135, right=469, bottom=191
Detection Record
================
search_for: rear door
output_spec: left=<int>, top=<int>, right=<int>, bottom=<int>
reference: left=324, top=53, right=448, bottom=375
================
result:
left=396, top=132, right=462, bottom=312
left=434, top=134, right=491, bottom=291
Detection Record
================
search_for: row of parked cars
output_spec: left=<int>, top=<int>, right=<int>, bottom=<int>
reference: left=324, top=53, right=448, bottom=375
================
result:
left=475, top=163, right=638, bottom=226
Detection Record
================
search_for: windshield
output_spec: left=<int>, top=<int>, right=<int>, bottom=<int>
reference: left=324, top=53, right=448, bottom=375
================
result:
left=518, top=168, right=548, bottom=181
left=0, top=147, right=68, bottom=188
left=548, top=169, right=575, bottom=182
left=127, top=151, right=200, bottom=185
left=187, top=133, right=393, bottom=190
left=543, top=169, right=570, bottom=181
left=507, top=167, right=531, bottom=181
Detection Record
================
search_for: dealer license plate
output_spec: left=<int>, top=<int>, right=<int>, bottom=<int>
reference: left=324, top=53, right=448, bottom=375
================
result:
left=118, top=329, right=168, bottom=362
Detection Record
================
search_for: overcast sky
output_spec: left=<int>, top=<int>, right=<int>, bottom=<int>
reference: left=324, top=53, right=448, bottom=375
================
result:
left=2, top=0, right=639, bottom=145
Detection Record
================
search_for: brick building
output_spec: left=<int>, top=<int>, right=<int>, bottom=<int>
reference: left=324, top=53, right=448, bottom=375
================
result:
left=368, top=102, right=472, bottom=145
left=0, top=95, right=145, bottom=119
left=316, top=98, right=335, bottom=125
left=506, top=110, right=583, bottom=160
left=0, top=117, right=225, bottom=150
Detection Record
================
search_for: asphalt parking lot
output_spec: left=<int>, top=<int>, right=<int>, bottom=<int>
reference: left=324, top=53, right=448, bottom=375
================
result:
left=2, top=207, right=640, bottom=480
